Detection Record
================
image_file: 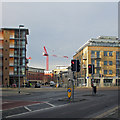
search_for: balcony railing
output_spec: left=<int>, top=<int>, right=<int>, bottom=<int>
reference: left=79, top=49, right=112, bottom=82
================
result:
left=9, top=72, right=14, bottom=75
left=95, top=64, right=101, bottom=68
left=9, top=44, right=15, bottom=48
left=83, top=56, right=87, bottom=60
left=116, top=66, right=120, bottom=69
left=94, top=74, right=101, bottom=77
left=9, top=54, right=14, bottom=57
left=14, top=46, right=25, bottom=48
left=91, top=55, right=101, bottom=59
left=10, top=35, right=14, bottom=39
left=82, top=65, right=86, bottom=69
left=9, top=63, right=14, bottom=66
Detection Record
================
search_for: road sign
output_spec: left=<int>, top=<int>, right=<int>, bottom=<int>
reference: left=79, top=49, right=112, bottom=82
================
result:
left=67, top=88, right=72, bottom=99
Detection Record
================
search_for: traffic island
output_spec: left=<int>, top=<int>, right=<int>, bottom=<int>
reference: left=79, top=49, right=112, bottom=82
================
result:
left=58, top=97, right=87, bottom=103
left=82, top=94, right=105, bottom=97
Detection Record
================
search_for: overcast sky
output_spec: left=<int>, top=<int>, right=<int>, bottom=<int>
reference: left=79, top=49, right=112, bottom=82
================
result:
left=2, top=2, right=118, bottom=70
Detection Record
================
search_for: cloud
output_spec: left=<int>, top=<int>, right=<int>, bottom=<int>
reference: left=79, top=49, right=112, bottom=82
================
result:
left=2, top=2, right=117, bottom=70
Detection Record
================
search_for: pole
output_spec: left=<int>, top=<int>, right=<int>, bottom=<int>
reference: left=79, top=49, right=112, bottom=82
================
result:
left=46, top=56, right=49, bottom=71
left=18, top=26, right=20, bottom=93
left=72, top=72, right=74, bottom=101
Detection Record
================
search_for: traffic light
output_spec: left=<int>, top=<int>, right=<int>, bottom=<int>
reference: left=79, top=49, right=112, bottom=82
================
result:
left=88, top=64, right=92, bottom=74
left=77, top=60, right=80, bottom=72
left=88, top=64, right=94, bottom=74
left=71, top=59, right=80, bottom=72
left=71, top=60, right=76, bottom=71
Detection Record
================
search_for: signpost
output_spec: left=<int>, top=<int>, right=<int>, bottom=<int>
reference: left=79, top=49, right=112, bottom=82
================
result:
left=67, top=87, right=72, bottom=100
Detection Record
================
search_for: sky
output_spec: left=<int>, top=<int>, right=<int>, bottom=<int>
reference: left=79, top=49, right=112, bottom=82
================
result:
left=1, top=2, right=118, bottom=70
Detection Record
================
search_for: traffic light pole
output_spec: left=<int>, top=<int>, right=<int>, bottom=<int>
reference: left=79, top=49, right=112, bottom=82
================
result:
left=72, top=72, right=74, bottom=102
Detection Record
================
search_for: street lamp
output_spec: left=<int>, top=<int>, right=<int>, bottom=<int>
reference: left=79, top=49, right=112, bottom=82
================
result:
left=18, top=24, right=24, bottom=93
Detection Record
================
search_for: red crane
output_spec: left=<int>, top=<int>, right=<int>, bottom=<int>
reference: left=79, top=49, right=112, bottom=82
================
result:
left=43, top=46, right=49, bottom=71
left=43, top=46, right=68, bottom=71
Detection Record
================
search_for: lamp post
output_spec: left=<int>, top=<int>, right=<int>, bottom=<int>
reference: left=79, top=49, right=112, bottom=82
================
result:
left=18, top=24, right=24, bottom=94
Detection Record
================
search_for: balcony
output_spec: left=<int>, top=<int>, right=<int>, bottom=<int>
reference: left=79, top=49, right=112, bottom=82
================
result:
left=9, top=72, right=14, bottom=75
left=116, top=57, right=120, bottom=60
left=0, top=46, right=3, bottom=49
left=9, top=54, right=14, bottom=57
left=95, top=64, right=101, bottom=68
left=116, top=65, right=120, bottom=69
left=91, top=55, right=101, bottom=59
left=10, top=35, right=14, bottom=39
left=82, top=65, right=87, bottom=69
left=83, top=56, right=87, bottom=60
left=94, top=74, right=101, bottom=77
left=9, top=44, right=15, bottom=48
left=9, top=63, right=14, bottom=66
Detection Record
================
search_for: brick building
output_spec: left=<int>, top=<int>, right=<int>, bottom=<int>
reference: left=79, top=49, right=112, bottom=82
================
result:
left=27, top=67, right=45, bottom=84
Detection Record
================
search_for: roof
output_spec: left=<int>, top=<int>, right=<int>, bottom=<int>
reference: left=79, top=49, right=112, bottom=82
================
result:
left=1, top=27, right=29, bottom=35
left=28, top=66, right=45, bottom=71
left=73, top=36, right=119, bottom=57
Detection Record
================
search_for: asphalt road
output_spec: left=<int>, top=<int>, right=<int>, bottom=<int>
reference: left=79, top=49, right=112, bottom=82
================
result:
left=1, top=87, right=119, bottom=119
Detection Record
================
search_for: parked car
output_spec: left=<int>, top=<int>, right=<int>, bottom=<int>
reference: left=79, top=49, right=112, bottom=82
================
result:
left=35, top=83, right=41, bottom=88
left=50, top=81, right=55, bottom=87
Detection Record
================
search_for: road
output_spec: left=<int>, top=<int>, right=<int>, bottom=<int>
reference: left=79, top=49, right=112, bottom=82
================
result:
left=1, top=87, right=119, bottom=119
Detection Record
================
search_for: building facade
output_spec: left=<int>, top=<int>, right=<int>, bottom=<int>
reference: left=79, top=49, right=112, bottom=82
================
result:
left=73, top=36, right=120, bottom=87
left=0, top=27, right=29, bottom=87
left=27, top=67, right=44, bottom=84
left=53, top=65, right=69, bottom=86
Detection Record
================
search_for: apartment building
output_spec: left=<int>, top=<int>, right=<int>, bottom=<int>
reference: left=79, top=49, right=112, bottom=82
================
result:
left=73, top=36, right=120, bottom=87
left=0, top=27, right=29, bottom=87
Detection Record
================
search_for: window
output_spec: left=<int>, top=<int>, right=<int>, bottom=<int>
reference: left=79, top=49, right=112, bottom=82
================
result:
left=104, top=61, right=107, bottom=65
left=97, top=60, right=100, bottom=67
left=116, top=51, right=120, bottom=59
left=97, top=51, right=100, bottom=58
left=91, top=59, right=95, bottom=64
left=91, top=51, right=95, bottom=55
left=104, top=51, right=108, bottom=56
left=97, top=69, right=100, bottom=74
left=109, top=61, right=112, bottom=65
left=22, top=50, right=25, bottom=57
left=109, top=70, right=112, bottom=74
left=104, top=70, right=107, bottom=74
left=109, top=51, right=113, bottom=56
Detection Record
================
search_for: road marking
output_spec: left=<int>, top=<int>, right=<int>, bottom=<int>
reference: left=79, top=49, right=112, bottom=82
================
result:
left=2, top=102, right=42, bottom=111
left=24, top=106, right=32, bottom=112
left=2, top=102, right=12, bottom=104
left=94, top=106, right=119, bottom=118
left=6, top=103, right=69, bottom=118
left=45, top=102, right=56, bottom=107
left=26, top=102, right=44, bottom=107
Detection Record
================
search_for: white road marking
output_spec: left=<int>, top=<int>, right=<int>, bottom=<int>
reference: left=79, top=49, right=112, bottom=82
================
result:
left=26, top=102, right=44, bottom=107
left=45, top=102, right=56, bottom=107
left=24, top=106, right=32, bottom=112
left=6, top=103, right=69, bottom=118
left=95, top=106, right=119, bottom=118
left=2, top=102, right=12, bottom=104
left=3, top=102, right=43, bottom=111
